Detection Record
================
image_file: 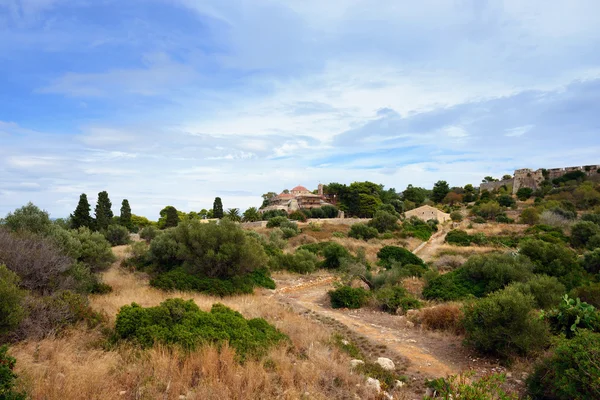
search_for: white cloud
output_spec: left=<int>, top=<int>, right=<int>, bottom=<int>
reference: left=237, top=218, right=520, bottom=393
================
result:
left=505, top=125, right=534, bottom=137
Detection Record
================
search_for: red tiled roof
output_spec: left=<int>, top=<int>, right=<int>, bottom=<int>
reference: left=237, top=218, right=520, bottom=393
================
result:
left=291, top=185, right=309, bottom=192
left=278, top=192, right=293, bottom=199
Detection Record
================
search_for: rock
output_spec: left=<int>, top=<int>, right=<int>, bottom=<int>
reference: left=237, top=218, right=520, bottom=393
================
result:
left=179, top=396, right=186, bottom=400
left=395, top=380, right=405, bottom=389
left=425, top=387, right=435, bottom=397
left=506, top=372, right=512, bottom=378
left=383, top=392, right=394, bottom=400
left=341, top=339, right=349, bottom=346
left=376, top=357, right=395, bottom=371
left=350, top=359, right=365, bottom=368
left=405, top=320, right=415, bottom=328
left=522, top=373, right=529, bottom=379
left=366, top=377, right=381, bottom=393
left=119, top=391, right=127, bottom=396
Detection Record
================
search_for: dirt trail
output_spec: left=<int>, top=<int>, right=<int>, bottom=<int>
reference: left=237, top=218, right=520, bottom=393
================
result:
left=412, top=226, right=449, bottom=262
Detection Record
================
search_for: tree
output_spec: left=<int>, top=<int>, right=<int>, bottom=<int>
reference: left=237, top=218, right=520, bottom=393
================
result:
left=242, top=207, right=260, bottom=222
left=463, top=184, right=477, bottom=202
left=160, top=206, right=179, bottom=228
left=432, top=180, right=450, bottom=203
left=119, top=199, right=132, bottom=231
left=497, top=194, right=516, bottom=207
left=502, top=174, right=513, bottom=181
left=71, top=194, right=93, bottom=229
left=94, top=191, right=113, bottom=231
left=482, top=176, right=497, bottom=183
left=403, top=184, right=428, bottom=205
left=213, top=197, right=224, bottom=219
left=226, top=208, right=241, bottom=222
left=260, top=192, right=277, bottom=208
left=1, top=202, right=52, bottom=234
left=443, top=192, right=463, bottom=205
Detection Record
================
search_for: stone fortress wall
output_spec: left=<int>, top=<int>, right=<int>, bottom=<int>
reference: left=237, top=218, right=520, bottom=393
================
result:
left=480, top=164, right=600, bottom=195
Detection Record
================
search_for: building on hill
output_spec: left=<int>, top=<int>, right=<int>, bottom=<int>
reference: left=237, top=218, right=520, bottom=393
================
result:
left=260, top=184, right=335, bottom=214
left=405, top=205, right=451, bottom=223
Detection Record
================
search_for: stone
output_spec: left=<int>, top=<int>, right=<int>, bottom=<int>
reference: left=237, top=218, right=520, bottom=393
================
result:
left=506, top=372, right=512, bottom=378
left=350, top=359, right=365, bottom=368
left=366, top=377, right=381, bottom=393
left=179, top=396, right=186, bottom=400
left=405, top=320, right=415, bottom=328
left=376, top=357, right=395, bottom=371
left=425, top=387, right=435, bottom=397
left=119, top=391, right=127, bottom=396
left=395, top=380, right=405, bottom=389
left=341, top=339, right=349, bottom=346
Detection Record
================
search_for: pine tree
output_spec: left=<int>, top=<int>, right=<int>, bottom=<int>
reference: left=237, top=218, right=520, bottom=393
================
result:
left=120, top=199, right=132, bottom=231
left=213, top=197, right=224, bottom=219
left=95, top=191, right=113, bottom=231
left=160, top=206, right=179, bottom=228
left=71, top=193, right=93, bottom=229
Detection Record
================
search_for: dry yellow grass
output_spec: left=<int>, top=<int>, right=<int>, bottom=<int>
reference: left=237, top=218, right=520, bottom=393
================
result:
left=11, top=262, right=379, bottom=400
left=434, top=244, right=501, bottom=258
left=464, top=223, right=528, bottom=236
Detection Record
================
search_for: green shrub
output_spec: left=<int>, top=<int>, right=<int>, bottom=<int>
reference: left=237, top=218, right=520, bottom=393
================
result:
left=497, top=194, right=516, bottom=208
left=581, top=248, right=600, bottom=274
left=401, top=217, right=434, bottom=241
left=519, top=239, right=585, bottom=289
left=332, top=231, right=345, bottom=238
left=150, top=267, right=275, bottom=296
left=472, top=216, right=487, bottom=224
left=297, top=241, right=334, bottom=255
left=368, top=210, right=399, bottom=233
left=288, top=211, right=307, bottom=222
left=348, top=223, right=378, bottom=240
left=527, top=330, right=600, bottom=400
left=0, top=265, right=26, bottom=337
left=329, top=286, right=370, bottom=309
left=543, top=295, right=600, bottom=338
left=375, top=286, right=421, bottom=314
left=508, top=275, right=566, bottom=310
left=266, top=216, right=288, bottom=228
left=517, top=187, right=534, bottom=201
left=139, top=226, right=159, bottom=242
left=72, top=227, right=116, bottom=272
left=445, top=229, right=472, bottom=246
left=0, top=345, right=27, bottom=400
left=377, top=246, right=425, bottom=269
left=462, top=286, right=550, bottom=359
left=425, top=372, right=518, bottom=400
left=571, top=282, right=600, bottom=308
left=449, top=211, right=463, bottom=222
left=1, top=202, right=51, bottom=235
left=104, top=224, right=130, bottom=246
left=581, top=212, right=600, bottom=225
left=322, top=243, right=351, bottom=269
left=115, top=299, right=287, bottom=360
left=571, top=221, right=600, bottom=248
left=269, top=249, right=319, bottom=274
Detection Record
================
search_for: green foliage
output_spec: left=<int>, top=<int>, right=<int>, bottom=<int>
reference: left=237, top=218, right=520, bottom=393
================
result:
left=115, top=299, right=287, bottom=360
left=368, top=210, right=399, bottom=233
left=71, top=194, right=94, bottom=230
left=543, top=295, right=600, bottom=338
left=94, top=191, right=113, bottom=231
left=519, top=239, right=585, bottom=289
left=119, top=199, right=133, bottom=230
left=159, top=206, right=180, bottom=229
left=213, top=197, right=224, bottom=219
left=1, top=202, right=51, bottom=234
left=266, top=216, right=287, bottom=228
left=288, top=211, right=306, bottom=222
left=260, top=209, right=287, bottom=220
left=450, top=211, right=463, bottom=222
left=0, top=345, right=27, bottom=400
left=507, top=275, right=566, bottom=309
left=322, top=243, right=351, bottom=269
left=269, top=249, right=319, bottom=274
left=571, top=221, right=600, bottom=248
left=320, top=205, right=339, bottom=218
left=72, top=227, right=116, bottom=272
left=296, top=241, right=334, bottom=255
left=242, top=207, right=260, bottom=222
left=446, top=229, right=473, bottom=246
left=225, top=208, right=241, bottom=222
left=423, top=254, right=534, bottom=301
left=377, top=246, right=425, bottom=269
left=582, top=212, right=600, bottom=225
left=520, top=207, right=541, bottom=225
left=473, top=201, right=504, bottom=220
left=139, top=226, right=159, bottom=242
left=375, top=286, right=421, bottom=314
left=328, top=286, right=370, bottom=309
left=0, top=265, right=26, bottom=337
left=431, top=180, right=450, bottom=203
left=462, top=286, right=550, bottom=359
left=527, top=330, right=600, bottom=400
left=403, top=184, right=428, bottom=205
left=401, top=217, right=434, bottom=241
left=104, top=224, right=130, bottom=246
left=425, top=372, right=518, bottom=400
left=517, top=187, right=534, bottom=201
left=497, top=194, right=516, bottom=207
left=571, top=282, right=600, bottom=308
left=552, top=170, right=586, bottom=185
left=348, top=223, right=378, bottom=240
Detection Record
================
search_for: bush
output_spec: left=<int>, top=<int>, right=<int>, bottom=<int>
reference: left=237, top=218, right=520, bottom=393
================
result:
left=543, top=295, right=600, bottom=338
left=368, top=210, right=399, bottom=233
left=377, top=246, right=425, bottom=269
left=581, top=212, right=600, bottom=225
left=517, top=187, right=534, bottom=201
left=571, top=221, right=600, bottom=248
left=280, top=227, right=298, bottom=239
left=270, top=249, right=319, bottom=274
left=497, top=194, right=516, bottom=208
left=375, top=286, right=421, bottom=314
left=104, top=224, right=130, bottom=246
left=322, top=243, right=351, bottom=269
left=425, top=372, right=518, bottom=400
left=139, top=226, right=159, bottom=242
left=450, top=211, right=463, bottom=222
left=1, top=202, right=51, bottom=235
left=329, top=286, right=370, bottom=309
left=288, top=211, right=307, bottom=222
left=433, top=254, right=466, bottom=271
left=321, top=205, right=339, bottom=218
left=571, top=283, right=600, bottom=308
left=72, top=227, right=116, bottom=272
left=401, top=217, right=434, bottom=241
left=519, top=239, right=584, bottom=289
left=348, top=223, right=378, bottom=240
left=0, top=345, right=27, bottom=400
left=0, top=265, right=26, bottom=337
left=520, top=207, right=540, bottom=225
left=508, top=275, right=566, bottom=309
left=445, top=229, right=472, bottom=246
left=581, top=248, right=600, bottom=274
left=266, top=216, right=288, bottom=228
left=462, top=286, right=550, bottom=359
left=527, top=331, right=600, bottom=400
left=416, top=303, right=464, bottom=334
left=115, top=299, right=287, bottom=360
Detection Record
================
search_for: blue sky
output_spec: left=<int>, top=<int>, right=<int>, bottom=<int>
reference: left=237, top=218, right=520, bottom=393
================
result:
left=1, top=0, right=600, bottom=219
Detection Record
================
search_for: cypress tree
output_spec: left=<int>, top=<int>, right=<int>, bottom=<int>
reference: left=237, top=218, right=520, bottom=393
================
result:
left=160, top=206, right=179, bottom=228
left=95, top=191, right=113, bottom=231
left=71, top=193, right=93, bottom=229
left=213, top=197, right=224, bottom=219
left=120, top=199, right=132, bottom=231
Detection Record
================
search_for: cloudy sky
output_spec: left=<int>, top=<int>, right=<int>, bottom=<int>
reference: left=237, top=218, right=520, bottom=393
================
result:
left=1, top=0, right=600, bottom=219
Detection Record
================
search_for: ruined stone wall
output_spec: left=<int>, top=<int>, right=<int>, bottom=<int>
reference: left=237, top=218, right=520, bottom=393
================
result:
left=480, top=179, right=513, bottom=192
left=512, top=168, right=545, bottom=194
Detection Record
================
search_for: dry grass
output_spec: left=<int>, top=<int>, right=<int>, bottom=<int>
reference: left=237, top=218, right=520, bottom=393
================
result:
left=11, top=263, right=379, bottom=400
left=464, top=223, right=528, bottom=236
left=434, top=244, right=501, bottom=258
left=401, top=277, right=425, bottom=299
left=409, top=303, right=464, bottom=335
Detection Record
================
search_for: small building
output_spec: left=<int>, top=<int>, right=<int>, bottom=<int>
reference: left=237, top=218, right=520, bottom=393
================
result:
left=260, top=184, right=334, bottom=214
left=404, top=205, right=451, bottom=223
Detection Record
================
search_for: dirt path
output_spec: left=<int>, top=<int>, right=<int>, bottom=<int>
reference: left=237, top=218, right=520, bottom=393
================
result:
left=412, top=226, right=449, bottom=262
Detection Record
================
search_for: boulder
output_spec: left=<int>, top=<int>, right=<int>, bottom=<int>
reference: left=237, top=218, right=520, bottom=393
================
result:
left=350, top=359, right=365, bottom=368
left=376, top=357, right=395, bottom=371
left=366, top=377, right=381, bottom=393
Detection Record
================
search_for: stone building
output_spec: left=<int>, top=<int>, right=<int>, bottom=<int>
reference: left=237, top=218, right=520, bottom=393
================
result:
left=261, top=185, right=334, bottom=214
left=404, top=205, right=451, bottom=223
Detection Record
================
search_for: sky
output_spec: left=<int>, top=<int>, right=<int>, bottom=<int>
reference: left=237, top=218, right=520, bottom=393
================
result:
left=1, top=0, right=600, bottom=219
